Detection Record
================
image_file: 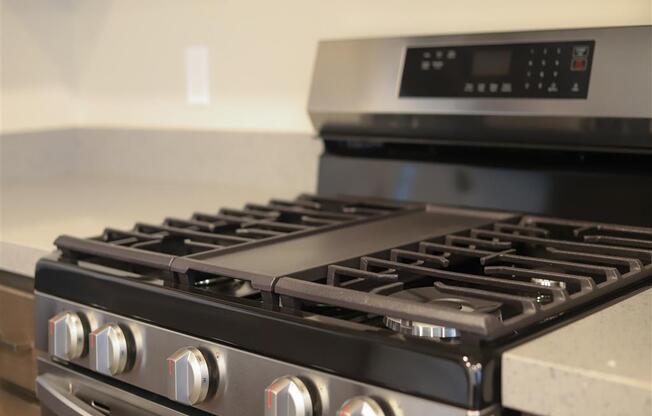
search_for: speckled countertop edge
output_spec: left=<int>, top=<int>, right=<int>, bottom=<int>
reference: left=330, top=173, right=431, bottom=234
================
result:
left=502, top=288, right=652, bottom=416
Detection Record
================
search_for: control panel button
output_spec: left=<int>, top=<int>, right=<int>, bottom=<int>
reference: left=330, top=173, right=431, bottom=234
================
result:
left=167, top=347, right=212, bottom=406
left=420, top=61, right=429, bottom=71
left=463, top=83, right=474, bottom=93
left=90, top=323, right=130, bottom=376
left=477, top=83, right=486, bottom=93
left=571, top=82, right=580, bottom=93
left=573, top=45, right=589, bottom=57
left=446, top=50, right=456, bottom=59
left=431, top=60, right=444, bottom=70
left=500, top=83, right=512, bottom=93
left=48, top=311, right=87, bottom=360
left=571, top=57, right=587, bottom=71
left=337, top=396, right=385, bottom=416
left=489, top=83, right=498, bottom=93
left=265, top=376, right=314, bottom=416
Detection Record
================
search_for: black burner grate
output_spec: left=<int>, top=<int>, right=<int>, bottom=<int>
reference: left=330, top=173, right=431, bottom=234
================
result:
left=52, top=198, right=652, bottom=341
left=93, top=195, right=404, bottom=255
left=54, top=194, right=415, bottom=292
left=274, top=216, right=652, bottom=340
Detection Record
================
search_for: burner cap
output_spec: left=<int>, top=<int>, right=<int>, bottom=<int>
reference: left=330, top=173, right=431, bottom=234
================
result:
left=383, top=287, right=502, bottom=340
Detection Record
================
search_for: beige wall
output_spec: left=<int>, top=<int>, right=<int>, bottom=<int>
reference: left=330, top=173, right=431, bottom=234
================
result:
left=1, top=0, right=80, bottom=133
left=2, top=0, right=651, bottom=134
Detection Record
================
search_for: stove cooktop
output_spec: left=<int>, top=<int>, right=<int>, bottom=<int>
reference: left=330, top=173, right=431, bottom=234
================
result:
left=35, top=194, right=652, bottom=409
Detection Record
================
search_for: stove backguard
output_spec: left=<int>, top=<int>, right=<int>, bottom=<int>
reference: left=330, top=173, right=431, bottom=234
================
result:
left=317, top=150, right=652, bottom=226
left=308, top=26, right=652, bottom=152
left=309, top=26, right=652, bottom=226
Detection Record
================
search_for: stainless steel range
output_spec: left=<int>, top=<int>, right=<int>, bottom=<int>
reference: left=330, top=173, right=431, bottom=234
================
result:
left=34, top=26, right=652, bottom=416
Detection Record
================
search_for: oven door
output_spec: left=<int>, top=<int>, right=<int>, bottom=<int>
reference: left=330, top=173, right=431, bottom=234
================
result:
left=36, top=357, right=187, bottom=416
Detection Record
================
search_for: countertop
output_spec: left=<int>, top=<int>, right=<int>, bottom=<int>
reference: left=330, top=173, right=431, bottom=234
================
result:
left=0, top=176, right=309, bottom=277
left=502, top=287, right=652, bottom=416
left=0, top=128, right=321, bottom=277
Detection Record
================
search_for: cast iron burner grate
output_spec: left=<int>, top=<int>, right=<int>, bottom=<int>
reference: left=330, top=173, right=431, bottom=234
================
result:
left=274, top=216, right=652, bottom=341
left=52, top=198, right=652, bottom=342
left=53, top=194, right=417, bottom=293
left=90, top=195, right=406, bottom=256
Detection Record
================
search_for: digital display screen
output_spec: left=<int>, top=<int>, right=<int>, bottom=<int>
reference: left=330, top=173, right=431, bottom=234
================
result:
left=471, top=49, right=512, bottom=77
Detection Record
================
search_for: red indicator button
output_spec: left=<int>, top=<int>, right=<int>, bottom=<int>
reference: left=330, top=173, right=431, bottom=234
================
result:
left=571, top=58, right=587, bottom=71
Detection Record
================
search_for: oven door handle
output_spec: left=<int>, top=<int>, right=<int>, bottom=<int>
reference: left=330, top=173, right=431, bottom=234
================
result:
left=36, top=373, right=105, bottom=416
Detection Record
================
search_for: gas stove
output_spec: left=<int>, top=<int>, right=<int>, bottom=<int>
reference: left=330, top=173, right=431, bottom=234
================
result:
left=34, top=25, right=652, bottom=416
left=34, top=196, right=652, bottom=415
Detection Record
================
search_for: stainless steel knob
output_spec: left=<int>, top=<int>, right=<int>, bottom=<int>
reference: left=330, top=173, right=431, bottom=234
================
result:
left=264, top=376, right=313, bottom=416
left=167, top=347, right=211, bottom=405
left=48, top=311, right=86, bottom=360
left=337, top=397, right=385, bottom=416
left=89, top=323, right=129, bottom=376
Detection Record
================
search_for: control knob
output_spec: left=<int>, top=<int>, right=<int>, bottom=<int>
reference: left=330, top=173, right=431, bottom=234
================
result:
left=264, top=376, right=313, bottom=416
left=167, top=347, right=212, bottom=405
left=48, top=311, right=87, bottom=360
left=89, top=323, right=130, bottom=375
left=338, top=396, right=386, bottom=416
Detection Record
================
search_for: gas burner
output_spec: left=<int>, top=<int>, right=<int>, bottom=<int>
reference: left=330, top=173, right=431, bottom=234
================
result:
left=383, top=287, right=503, bottom=340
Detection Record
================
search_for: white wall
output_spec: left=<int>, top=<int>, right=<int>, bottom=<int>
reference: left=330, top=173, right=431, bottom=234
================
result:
left=1, top=0, right=80, bottom=133
left=2, top=0, right=651, bottom=134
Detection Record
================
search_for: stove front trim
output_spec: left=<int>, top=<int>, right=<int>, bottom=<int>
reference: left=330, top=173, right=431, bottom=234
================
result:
left=35, top=292, right=499, bottom=416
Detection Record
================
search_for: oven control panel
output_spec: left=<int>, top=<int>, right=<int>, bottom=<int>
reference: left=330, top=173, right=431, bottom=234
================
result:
left=399, top=41, right=594, bottom=99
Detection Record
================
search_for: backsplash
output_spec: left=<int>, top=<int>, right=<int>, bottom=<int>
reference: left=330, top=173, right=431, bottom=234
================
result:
left=0, top=128, right=321, bottom=192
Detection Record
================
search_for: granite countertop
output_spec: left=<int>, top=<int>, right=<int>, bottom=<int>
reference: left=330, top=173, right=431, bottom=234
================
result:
left=502, top=287, right=652, bottom=416
left=0, top=128, right=321, bottom=277
left=0, top=176, right=304, bottom=277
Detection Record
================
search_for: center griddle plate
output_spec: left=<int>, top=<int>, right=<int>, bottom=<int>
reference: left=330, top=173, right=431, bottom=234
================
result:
left=189, top=205, right=515, bottom=280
